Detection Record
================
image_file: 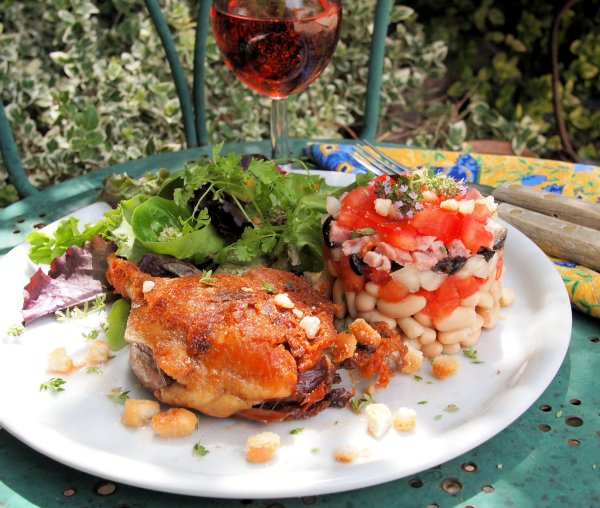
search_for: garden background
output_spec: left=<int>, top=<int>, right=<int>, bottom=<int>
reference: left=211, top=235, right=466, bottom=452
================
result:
left=0, top=0, right=598, bottom=207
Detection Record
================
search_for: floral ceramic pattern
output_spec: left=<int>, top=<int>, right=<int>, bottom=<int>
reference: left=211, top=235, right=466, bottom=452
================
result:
left=306, top=143, right=600, bottom=319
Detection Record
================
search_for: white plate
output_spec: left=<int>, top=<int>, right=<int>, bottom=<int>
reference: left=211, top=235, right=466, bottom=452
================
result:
left=0, top=172, right=572, bottom=499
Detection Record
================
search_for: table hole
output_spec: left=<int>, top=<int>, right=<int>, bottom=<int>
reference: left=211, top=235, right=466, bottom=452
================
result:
left=12, top=229, right=21, bottom=234
left=33, top=222, right=47, bottom=229
left=481, top=485, right=495, bottom=494
left=267, top=504, right=285, bottom=508
left=426, top=504, right=439, bottom=508
left=509, top=208, right=523, bottom=216
left=539, top=404, right=552, bottom=412
left=240, top=501, right=253, bottom=505
left=409, top=478, right=424, bottom=488
left=38, top=212, right=47, bottom=218
left=16, top=217, right=25, bottom=224
left=94, top=481, right=116, bottom=496
left=570, top=399, right=582, bottom=406
left=539, top=423, right=551, bottom=432
left=565, top=416, right=583, bottom=427
left=62, top=488, right=77, bottom=497
left=568, top=439, right=580, bottom=446
left=462, top=461, right=478, bottom=473
left=441, top=478, right=462, bottom=494
left=562, top=224, right=577, bottom=232
left=302, top=497, right=316, bottom=505
left=589, top=336, right=599, bottom=343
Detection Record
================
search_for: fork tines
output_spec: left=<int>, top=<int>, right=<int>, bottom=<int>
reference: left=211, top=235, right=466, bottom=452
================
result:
left=352, top=141, right=411, bottom=178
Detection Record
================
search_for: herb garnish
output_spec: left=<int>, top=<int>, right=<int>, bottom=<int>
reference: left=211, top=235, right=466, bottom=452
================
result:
left=350, top=392, right=375, bottom=414
left=87, top=366, right=102, bottom=374
left=40, top=377, right=66, bottom=392
left=6, top=324, right=25, bottom=336
left=81, top=328, right=101, bottom=340
left=290, top=427, right=305, bottom=435
left=108, top=387, right=130, bottom=404
left=193, top=443, right=210, bottom=457
left=444, top=404, right=460, bottom=413
left=199, top=270, right=218, bottom=285
left=352, top=227, right=376, bottom=238
left=261, top=280, right=276, bottom=294
left=463, top=347, right=484, bottom=364
left=373, top=169, right=465, bottom=219
left=55, top=294, right=106, bottom=322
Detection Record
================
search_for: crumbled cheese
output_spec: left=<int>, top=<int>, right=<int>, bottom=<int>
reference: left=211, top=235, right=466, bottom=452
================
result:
left=374, top=198, right=392, bottom=217
left=439, top=198, right=459, bottom=211
left=393, top=407, right=417, bottom=431
left=273, top=293, right=295, bottom=309
left=292, top=308, right=304, bottom=318
left=326, top=196, right=341, bottom=216
left=299, top=316, right=321, bottom=339
left=365, top=403, right=392, bottom=439
left=421, top=190, right=438, bottom=202
left=478, top=195, right=498, bottom=213
left=142, top=281, right=155, bottom=293
left=241, top=287, right=254, bottom=293
left=457, top=199, right=475, bottom=215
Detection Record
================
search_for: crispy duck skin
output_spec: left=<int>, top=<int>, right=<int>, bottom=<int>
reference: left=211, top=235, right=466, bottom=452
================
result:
left=106, top=255, right=343, bottom=420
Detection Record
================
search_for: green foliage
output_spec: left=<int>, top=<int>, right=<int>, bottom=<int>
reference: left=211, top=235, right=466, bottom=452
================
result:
left=0, top=0, right=597, bottom=208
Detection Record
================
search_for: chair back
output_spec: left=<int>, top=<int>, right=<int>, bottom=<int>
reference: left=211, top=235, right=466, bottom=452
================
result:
left=0, top=0, right=393, bottom=199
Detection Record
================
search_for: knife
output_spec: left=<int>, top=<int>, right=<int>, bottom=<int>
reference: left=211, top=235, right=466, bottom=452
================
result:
left=470, top=182, right=600, bottom=271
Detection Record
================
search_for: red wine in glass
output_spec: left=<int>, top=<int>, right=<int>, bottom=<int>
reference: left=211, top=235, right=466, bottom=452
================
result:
left=211, top=0, right=342, bottom=157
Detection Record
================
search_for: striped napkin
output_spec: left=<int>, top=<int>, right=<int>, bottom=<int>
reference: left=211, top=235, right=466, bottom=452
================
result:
left=306, top=143, right=600, bottom=319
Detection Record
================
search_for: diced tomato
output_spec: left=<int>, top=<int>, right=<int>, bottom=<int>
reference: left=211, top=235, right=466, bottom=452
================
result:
left=496, top=252, right=504, bottom=280
left=418, top=274, right=485, bottom=320
left=453, top=275, right=482, bottom=299
left=378, top=278, right=410, bottom=302
left=335, top=257, right=366, bottom=292
left=376, top=222, right=418, bottom=251
left=460, top=215, right=493, bottom=253
left=471, top=201, right=492, bottom=223
left=337, top=187, right=381, bottom=230
left=368, top=267, right=391, bottom=286
left=409, top=207, right=462, bottom=244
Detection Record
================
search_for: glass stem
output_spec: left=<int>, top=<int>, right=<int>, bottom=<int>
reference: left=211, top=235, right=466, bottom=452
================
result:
left=270, top=98, right=290, bottom=159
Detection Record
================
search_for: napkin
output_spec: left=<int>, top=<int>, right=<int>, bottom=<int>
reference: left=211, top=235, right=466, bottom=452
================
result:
left=306, top=143, right=600, bottom=319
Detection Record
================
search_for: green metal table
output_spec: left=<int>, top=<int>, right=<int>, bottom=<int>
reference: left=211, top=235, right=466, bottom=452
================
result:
left=1, top=141, right=599, bottom=508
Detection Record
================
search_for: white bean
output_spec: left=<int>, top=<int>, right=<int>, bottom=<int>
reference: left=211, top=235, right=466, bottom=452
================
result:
left=355, top=291, right=377, bottom=312
left=477, top=290, right=494, bottom=309
left=434, top=306, right=476, bottom=332
left=421, top=341, right=444, bottom=358
left=461, top=292, right=480, bottom=308
left=419, top=327, right=437, bottom=345
left=413, top=312, right=433, bottom=328
left=346, top=291, right=357, bottom=318
left=490, top=280, right=502, bottom=300
left=376, top=295, right=427, bottom=319
left=358, top=310, right=397, bottom=330
left=332, top=278, right=347, bottom=319
left=437, top=327, right=471, bottom=345
left=365, top=281, right=380, bottom=298
left=397, top=317, right=425, bottom=339
left=442, top=343, right=461, bottom=355
left=403, top=338, right=422, bottom=351
left=499, top=286, right=516, bottom=307
left=477, top=305, right=500, bottom=329
left=460, top=327, right=482, bottom=347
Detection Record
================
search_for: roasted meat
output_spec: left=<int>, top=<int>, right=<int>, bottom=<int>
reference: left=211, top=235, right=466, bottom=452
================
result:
left=106, top=256, right=351, bottom=422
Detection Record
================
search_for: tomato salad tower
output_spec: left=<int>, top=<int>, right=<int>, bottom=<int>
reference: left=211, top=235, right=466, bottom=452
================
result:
left=323, top=170, right=508, bottom=358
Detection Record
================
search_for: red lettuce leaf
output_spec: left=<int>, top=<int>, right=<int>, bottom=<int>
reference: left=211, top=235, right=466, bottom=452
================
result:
left=22, top=236, right=114, bottom=325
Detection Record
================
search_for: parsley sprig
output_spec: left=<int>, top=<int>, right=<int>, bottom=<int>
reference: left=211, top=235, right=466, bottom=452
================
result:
left=55, top=294, right=106, bottom=322
left=350, top=392, right=375, bottom=414
left=40, top=377, right=66, bottom=392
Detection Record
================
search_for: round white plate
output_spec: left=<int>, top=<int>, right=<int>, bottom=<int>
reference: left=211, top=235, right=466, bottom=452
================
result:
left=0, top=172, right=572, bottom=499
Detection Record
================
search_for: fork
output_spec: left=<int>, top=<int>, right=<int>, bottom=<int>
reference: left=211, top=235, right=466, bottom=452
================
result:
left=352, top=139, right=412, bottom=177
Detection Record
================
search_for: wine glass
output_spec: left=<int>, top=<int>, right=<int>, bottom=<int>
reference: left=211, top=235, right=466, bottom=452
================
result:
left=210, top=0, right=343, bottom=159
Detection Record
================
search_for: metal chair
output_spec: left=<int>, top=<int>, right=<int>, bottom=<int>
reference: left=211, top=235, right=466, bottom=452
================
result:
left=0, top=0, right=393, bottom=254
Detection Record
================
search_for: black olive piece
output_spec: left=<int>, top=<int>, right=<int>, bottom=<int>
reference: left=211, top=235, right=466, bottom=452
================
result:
left=322, top=215, right=338, bottom=248
left=477, top=247, right=495, bottom=262
left=391, top=261, right=404, bottom=271
left=433, top=256, right=468, bottom=275
left=356, top=343, right=376, bottom=354
left=349, top=254, right=365, bottom=275
left=493, top=227, right=508, bottom=250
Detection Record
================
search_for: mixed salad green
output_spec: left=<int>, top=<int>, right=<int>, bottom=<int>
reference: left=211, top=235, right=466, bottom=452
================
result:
left=27, top=145, right=358, bottom=273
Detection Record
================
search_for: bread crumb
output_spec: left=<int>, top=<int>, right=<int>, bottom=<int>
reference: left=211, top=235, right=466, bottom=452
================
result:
left=393, top=407, right=417, bottom=431
left=401, top=346, right=424, bottom=374
left=48, top=347, right=74, bottom=374
left=273, top=293, right=295, bottom=309
left=122, top=399, right=160, bottom=428
left=245, top=431, right=280, bottom=463
left=348, top=318, right=381, bottom=348
left=334, top=445, right=359, bottom=463
left=331, top=332, right=357, bottom=362
left=151, top=408, right=198, bottom=438
left=499, top=286, right=516, bottom=307
left=365, top=403, right=392, bottom=439
left=432, top=355, right=461, bottom=379
left=85, top=340, right=110, bottom=365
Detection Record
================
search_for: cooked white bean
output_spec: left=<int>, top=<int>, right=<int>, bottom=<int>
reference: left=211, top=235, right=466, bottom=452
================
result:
left=376, top=295, right=426, bottom=319
left=437, top=327, right=471, bottom=345
left=332, top=278, right=347, bottom=319
left=346, top=291, right=357, bottom=318
left=397, top=317, right=425, bottom=339
left=419, top=270, right=447, bottom=291
left=460, top=327, right=482, bottom=347
left=472, top=313, right=485, bottom=330
left=358, top=310, right=397, bottom=330
left=327, top=259, right=339, bottom=277
left=365, top=281, right=380, bottom=298
left=477, top=305, right=500, bottom=329
left=442, top=342, right=461, bottom=355
left=490, top=279, right=502, bottom=300
left=477, top=290, right=494, bottom=309
left=421, top=341, right=444, bottom=358
left=434, top=306, right=476, bottom=332
left=390, top=266, right=420, bottom=292
left=461, top=292, right=480, bottom=308
left=413, top=312, right=433, bottom=328
left=500, top=286, right=516, bottom=307
left=403, top=337, right=422, bottom=351
left=355, top=291, right=377, bottom=312
left=419, top=327, right=437, bottom=345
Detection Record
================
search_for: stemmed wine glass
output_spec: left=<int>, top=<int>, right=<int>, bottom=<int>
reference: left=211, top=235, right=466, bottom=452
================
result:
left=210, top=0, right=343, bottom=159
